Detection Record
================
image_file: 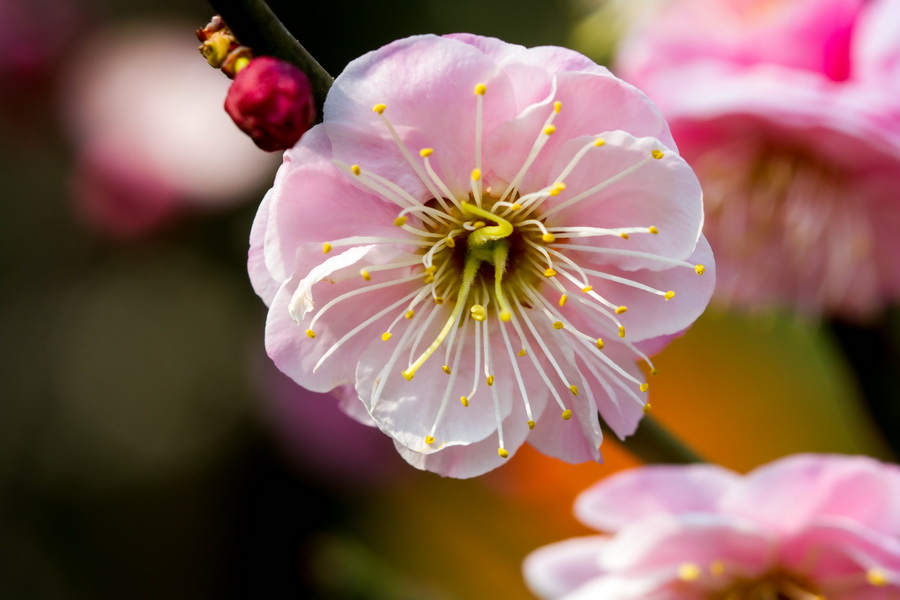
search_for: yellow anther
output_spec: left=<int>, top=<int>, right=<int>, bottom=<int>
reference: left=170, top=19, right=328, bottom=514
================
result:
left=542, top=233, right=556, bottom=243
left=445, top=235, right=456, bottom=248
left=518, top=348, right=527, bottom=356
left=498, top=447, right=509, bottom=458
left=618, top=325, right=626, bottom=338
left=381, top=332, right=392, bottom=341
left=527, top=420, right=536, bottom=430
left=401, top=369, right=414, bottom=381
left=642, top=403, right=652, bottom=415
left=710, top=561, right=725, bottom=577
left=543, top=125, right=557, bottom=135
left=561, top=409, right=573, bottom=420
left=419, top=148, right=434, bottom=157
left=471, top=168, right=482, bottom=181
left=351, top=164, right=361, bottom=176
left=470, top=304, right=487, bottom=321
left=544, top=268, right=557, bottom=277
left=594, top=137, right=606, bottom=147
left=595, top=338, right=604, bottom=349
left=486, top=374, right=494, bottom=386
left=553, top=100, right=562, bottom=113
left=651, top=149, right=665, bottom=160
left=405, top=310, right=415, bottom=319
left=868, top=568, right=889, bottom=587
left=511, top=203, right=523, bottom=210
left=372, top=103, right=386, bottom=114
left=434, top=297, right=445, bottom=305
left=424, top=265, right=437, bottom=274
left=442, top=364, right=451, bottom=374
left=649, top=226, right=659, bottom=234
left=549, top=182, right=566, bottom=196
left=460, top=396, right=469, bottom=407
left=620, top=232, right=630, bottom=239
left=500, top=310, right=512, bottom=322
left=678, top=563, right=701, bottom=582
left=423, top=275, right=435, bottom=284
left=322, top=242, right=332, bottom=254
left=394, top=215, right=408, bottom=227
left=472, top=220, right=486, bottom=229
left=305, top=329, right=316, bottom=339
left=695, top=264, right=706, bottom=275
left=553, top=321, right=564, bottom=330
left=640, top=383, right=650, bottom=392
left=361, top=269, right=371, bottom=281
left=425, top=435, right=435, bottom=445
left=474, top=82, right=487, bottom=95
left=664, top=290, right=676, bottom=300
left=615, top=306, right=628, bottom=314
left=581, top=285, right=593, bottom=293
left=559, top=294, right=568, bottom=307
left=568, top=385, right=579, bottom=396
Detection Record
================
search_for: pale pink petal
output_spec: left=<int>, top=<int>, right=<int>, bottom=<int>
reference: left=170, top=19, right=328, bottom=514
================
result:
left=393, top=403, right=532, bottom=478
left=331, top=383, right=376, bottom=427
left=597, top=514, right=773, bottom=575
left=266, top=245, right=416, bottom=393
left=523, top=535, right=608, bottom=599
left=721, top=454, right=900, bottom=535
left=248, top=189, right=280, bottom=305
left=325, top=34, right=519, bottom=198
left=443, top=32, right=525, bottom=63
left=560, top=575, right=679, bottom=600
left=575, top=464, right=741, bottom=533
left=855, top=0, right=900, bottom=87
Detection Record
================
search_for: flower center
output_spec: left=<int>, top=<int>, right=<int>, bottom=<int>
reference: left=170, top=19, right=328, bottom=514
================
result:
left=712, top=571, right=823, bottom=600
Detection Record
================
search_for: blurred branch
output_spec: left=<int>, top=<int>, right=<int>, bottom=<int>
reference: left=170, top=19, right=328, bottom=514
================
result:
left=207, top=0, right=333, bottom=119
left=828, top=313, right=900, bottom=458
left=604, top=414, right=704, bottom=464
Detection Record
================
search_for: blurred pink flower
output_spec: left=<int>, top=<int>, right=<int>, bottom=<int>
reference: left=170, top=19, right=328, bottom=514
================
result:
left=250, top=34, right=714, bottom=478
left=225, top=56, right=316, bottom=152
left=525, top=453, right=900, bottom=599
left=60, top=22, right=278, bottom=239
left=615, top=0, right=900, bottom=319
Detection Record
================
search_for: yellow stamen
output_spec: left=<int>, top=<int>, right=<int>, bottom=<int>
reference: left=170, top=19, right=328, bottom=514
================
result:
left=425, top=435, right=435, bottom=445
left=442, top=365, right=451, bottom=374
left=594, top=137, right=605, bottom=147
left=544, top=268, right=557, bottom=277
left=561, top=409, right=573, bottom=420
left=678, top=563, right=701, bottom=582
left=543, top=125, right=557, bottom=135
left=419, top=148, right=433, bottom=157
left=553, top=101, right=562, bottom=113
left=498, top=447, right=509, bottom=458
left=651, top=149, right=664, bottom=159
left=405, top=310, right=415, bottom=319
left=470, top=304, right=487, bottom=321
left=642, top=403, right=652, bottom=414
left=474, top=82, right=487, bottom=95
left=305, top=329, right=316, bottom=339
left=553, top=321, right=564, bottom=330
left=360, top=269, right=371, bottom=281
left=471, top=168, right=481, bottom=181
left=559, top=294, right=568, bottom=307
left=434, top=297, right=445, bottom=305
left=595, top=338, right=604, bottom=349
left=695, top=264, right=706, bottom=275
left=640, top=383, right=650, bottom=392
left=518, top=348, right=527, bottom=356
left=568, top=385, right=578, bottom=396
left=549, top=182, right=566, bottom=196
left=618, top=325, right=626, bottom=338
left=381, top=332, right=392, bottom=341
left=351, top=164, right=361, bottom=176
left=615, top=306, right=628, bottom=314
left=665, top=291, right=676, bottom=300
left=868, top=568, right=889, bottom=587
left=542, top=233, right=556, bottom=243
left=581, top=285, right=593, bottom=293
left=372, top=103, right=386, bottom=114
left=527, top=420, right=536, bottom=429
left=620, top=232, right=629, bottom=239
left=322, top=242, right=332, bottom=254
left=394, top=216, right=408, bottom=227
left=486, top=375, right=494, bottom=386
left=460, top=396, right=469, bottom=407
left=649, top=226, right=659, bottom=234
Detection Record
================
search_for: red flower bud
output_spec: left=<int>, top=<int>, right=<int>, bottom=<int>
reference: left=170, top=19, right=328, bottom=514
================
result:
left=224, top=57, right=315, bottom=152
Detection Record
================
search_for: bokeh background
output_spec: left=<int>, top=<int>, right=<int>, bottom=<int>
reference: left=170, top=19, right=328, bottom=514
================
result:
left=0, top=0, right=894, bottom=598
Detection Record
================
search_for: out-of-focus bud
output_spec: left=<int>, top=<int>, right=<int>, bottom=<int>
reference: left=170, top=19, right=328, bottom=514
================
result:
left=224, top=56, right=315, bottom=152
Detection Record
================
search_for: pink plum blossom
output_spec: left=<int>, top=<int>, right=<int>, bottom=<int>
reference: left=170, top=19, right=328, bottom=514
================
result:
left=615, top=0, right=900, bottom=319
left=524, top=453, right=900, bottom=599
left=250, top=34, right=714, bottom=478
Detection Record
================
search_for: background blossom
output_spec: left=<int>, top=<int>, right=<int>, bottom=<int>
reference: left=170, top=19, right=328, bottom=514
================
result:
left=525, top=453, right=900, bottom=599
left=614, top=0, right=900, bottom=319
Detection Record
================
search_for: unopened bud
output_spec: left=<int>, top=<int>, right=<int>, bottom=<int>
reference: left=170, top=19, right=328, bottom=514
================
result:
left=224, top=57, right=315, bottom=151
left=199, top=31, right=233, bottom=68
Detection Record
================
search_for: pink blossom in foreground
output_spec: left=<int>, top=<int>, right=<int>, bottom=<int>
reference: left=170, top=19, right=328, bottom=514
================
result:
left=615, top=0, right=900, bottom=319
left=250, top=34, right=714, bottom=478
left=225, top=56, right=316, bottom=152
left=60, top=22, right=277, bottom=238
left=525, top=454, right=900, bottom=599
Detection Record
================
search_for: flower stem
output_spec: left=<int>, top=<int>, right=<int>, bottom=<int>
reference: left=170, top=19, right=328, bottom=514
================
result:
left=603, top=415, right=704, bottom=464
left=207, top=0, right=333, bottom=119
